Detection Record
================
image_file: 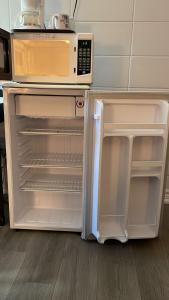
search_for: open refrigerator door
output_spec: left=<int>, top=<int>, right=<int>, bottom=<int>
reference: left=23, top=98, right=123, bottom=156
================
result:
left=90, top=97, right=169, bottom=243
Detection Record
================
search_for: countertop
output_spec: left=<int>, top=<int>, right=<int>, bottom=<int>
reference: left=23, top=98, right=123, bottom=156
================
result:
left=2, top=82, right=90, bottom=90
left=1, top=81, right=169, bottom=101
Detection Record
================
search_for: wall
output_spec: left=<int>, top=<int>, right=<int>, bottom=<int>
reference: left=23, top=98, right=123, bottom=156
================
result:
left=0, top=0, right=169, bottom=91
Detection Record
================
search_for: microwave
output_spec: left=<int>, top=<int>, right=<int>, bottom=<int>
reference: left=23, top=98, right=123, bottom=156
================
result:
left=0, top=28, right=93, bottom=84
left=0, top=28, right=12, bottom=81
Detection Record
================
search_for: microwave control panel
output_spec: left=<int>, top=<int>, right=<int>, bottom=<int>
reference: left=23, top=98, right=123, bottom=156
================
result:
left=77, top=40, right=92, bottom=75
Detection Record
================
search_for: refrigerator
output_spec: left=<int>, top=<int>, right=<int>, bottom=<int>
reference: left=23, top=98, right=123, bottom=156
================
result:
left=3, top=84, right=169, bottom=243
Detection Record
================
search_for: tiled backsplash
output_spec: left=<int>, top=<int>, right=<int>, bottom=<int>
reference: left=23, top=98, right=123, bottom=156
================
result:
left=0, top=0, right=169, bottom=90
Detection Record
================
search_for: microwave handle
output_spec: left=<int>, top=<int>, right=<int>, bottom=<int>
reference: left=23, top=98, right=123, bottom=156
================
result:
left=0, top=28, right=12, bottom=81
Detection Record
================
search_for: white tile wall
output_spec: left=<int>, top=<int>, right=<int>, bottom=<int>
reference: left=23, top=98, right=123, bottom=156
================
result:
left=73, top=0, right=169, bottom=90
left=9, top=0, right=21, bottom=30
left=130, top=0, right=169, bottom=91
left=1, top=0, right=169, bottom=90
left=93, top=56, right=130, bottom=88
left=0, top=0, right=10, bottom=31
left=130, top=57, right=169, bottom=89
left=75, top=22, right=132, bottom=56
left=72, top=0, right=134, bottom=21
left=132, top=22, right=169, bottom=56
left=134, top=0, right=169, bottom=21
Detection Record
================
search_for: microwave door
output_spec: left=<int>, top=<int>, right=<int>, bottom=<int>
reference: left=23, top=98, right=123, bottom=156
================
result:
left=0, top=28, right=12, bottom=81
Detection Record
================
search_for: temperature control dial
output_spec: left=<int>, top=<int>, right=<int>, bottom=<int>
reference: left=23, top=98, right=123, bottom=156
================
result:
left=76, top=98, right=84, bottom=108
left=76, top=97, right=84, bottom=117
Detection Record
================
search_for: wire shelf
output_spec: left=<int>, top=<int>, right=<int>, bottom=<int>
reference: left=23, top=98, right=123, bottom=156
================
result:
left=20, top=174, right=82, bottom=193
left=20, top=153, right=83, bottom=169
left=19, top=127, right=84, bottom=136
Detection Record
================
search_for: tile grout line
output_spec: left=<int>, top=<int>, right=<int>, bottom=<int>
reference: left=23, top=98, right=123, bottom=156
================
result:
left=75, top=20, right=169, bottom=23
left=94, top=55, right=169, bottom=58
left=128, top=0, right=136, bottom=90
left=8, top=0, right=11, bottom=31
left=70, top=0, right=72, bottom=18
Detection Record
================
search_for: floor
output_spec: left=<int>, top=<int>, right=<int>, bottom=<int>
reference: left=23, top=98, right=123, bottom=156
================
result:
left=1, top=208, right=169, bottom=300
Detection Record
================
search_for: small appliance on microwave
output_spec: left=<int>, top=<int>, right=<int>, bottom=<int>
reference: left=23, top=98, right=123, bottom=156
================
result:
left=0, top=28, right=93, bottom=84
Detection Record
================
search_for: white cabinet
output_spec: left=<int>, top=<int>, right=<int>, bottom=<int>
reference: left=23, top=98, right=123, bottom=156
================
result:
left=91, top=99, right=169, bottom=243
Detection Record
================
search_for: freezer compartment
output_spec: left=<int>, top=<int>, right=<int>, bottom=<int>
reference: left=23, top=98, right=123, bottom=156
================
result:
left=15, top=95, right=79, bottom=118
left=127, top=177, right=160, bottom=238
left=13, top=191, right=82, bottom=231
left=97, top=136, right=130, bottom=240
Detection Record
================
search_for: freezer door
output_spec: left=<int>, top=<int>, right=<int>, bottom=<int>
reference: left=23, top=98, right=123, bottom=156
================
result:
left=0, top=28, right=12, bottom=80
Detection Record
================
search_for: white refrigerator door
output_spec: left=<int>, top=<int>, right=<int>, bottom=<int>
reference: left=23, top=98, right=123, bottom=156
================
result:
left=84, top=93, right=169, bottom=243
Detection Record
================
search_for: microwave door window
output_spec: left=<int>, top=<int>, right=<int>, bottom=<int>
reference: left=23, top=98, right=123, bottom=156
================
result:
left=13, top=39, right=71, bottom=77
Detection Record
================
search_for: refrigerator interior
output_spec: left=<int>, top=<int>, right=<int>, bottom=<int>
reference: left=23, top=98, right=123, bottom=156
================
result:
left=10, top=107, right=84, bottom=231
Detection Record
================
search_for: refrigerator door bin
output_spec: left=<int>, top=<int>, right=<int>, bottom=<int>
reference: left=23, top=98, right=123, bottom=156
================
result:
left=132, top=136, right=164, bottom=162
left=102, top=100, right=168, bottom=127
left=127, top=177, right=160, bottom=238
left=92, top=135, right=131, bottom=243
left=99, top=215, right=125, bottom=241
left=131, top=166, right=162, bottom=178
left=104, top=126, right=165, bottom=137
left=165, top=175, right=169, bottom=202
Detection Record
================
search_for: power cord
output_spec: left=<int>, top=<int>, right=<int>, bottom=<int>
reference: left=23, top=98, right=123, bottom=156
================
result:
left=73, top=0, right=78, bottom=18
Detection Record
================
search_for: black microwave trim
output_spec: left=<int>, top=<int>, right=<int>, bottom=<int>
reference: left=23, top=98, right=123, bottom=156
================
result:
left=12, top=29, right=75, bottom=33
left=0, top=28, right=12, bottom=81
